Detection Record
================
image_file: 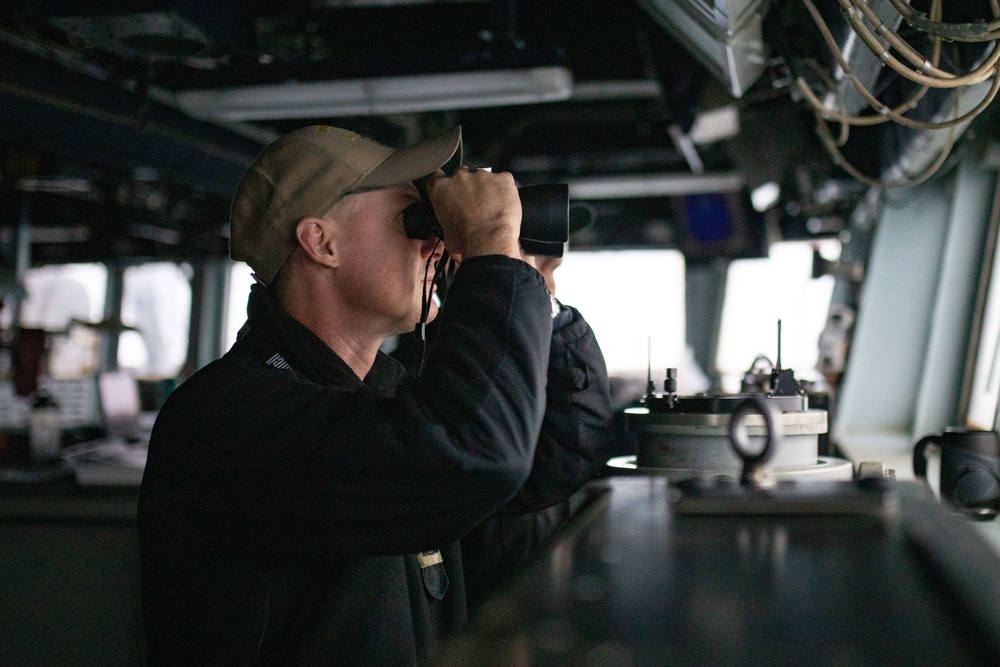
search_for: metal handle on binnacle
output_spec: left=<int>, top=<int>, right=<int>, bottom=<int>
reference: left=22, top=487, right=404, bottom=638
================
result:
left=729, top=396, right=784, bottom=488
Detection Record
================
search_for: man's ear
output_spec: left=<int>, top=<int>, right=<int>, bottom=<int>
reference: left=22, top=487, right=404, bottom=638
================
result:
left=295, top=216, right=339, bottom=269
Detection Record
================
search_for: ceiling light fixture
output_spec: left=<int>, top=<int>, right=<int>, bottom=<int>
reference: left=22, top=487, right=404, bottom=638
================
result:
left=566, top=172, right=746, bottom=200
left=176, top=66, right=574, bottom=121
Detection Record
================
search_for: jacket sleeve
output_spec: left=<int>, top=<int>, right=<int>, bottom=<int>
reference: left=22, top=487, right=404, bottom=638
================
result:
left=502, top=304, right=618, bottom=513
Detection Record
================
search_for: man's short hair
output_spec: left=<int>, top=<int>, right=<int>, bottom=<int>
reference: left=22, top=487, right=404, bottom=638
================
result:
left=230, top=125, right=462, bottom=285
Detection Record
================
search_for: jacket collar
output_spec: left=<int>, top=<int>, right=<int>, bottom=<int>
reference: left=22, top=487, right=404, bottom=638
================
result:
left=243, top=283, right=405, bottom=395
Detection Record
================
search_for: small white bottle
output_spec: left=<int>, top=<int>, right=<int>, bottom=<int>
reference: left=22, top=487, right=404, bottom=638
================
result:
left=29, top=393, right=61, bottom=462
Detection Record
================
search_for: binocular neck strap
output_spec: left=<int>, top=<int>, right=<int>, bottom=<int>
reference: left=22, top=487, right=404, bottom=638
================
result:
left=415, top=245, right=449, bottom=377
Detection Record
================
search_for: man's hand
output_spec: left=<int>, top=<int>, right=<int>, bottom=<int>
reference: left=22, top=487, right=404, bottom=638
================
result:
left=425, top=167, right=522, bottom=260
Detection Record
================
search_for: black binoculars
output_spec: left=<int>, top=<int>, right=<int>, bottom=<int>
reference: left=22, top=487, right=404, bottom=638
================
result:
left=403, top=183, right=570, bottom=257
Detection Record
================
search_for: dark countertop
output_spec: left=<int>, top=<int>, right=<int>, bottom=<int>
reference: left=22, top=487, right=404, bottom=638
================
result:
left=0, top=474, right=138, bottom=523
left=434, top=476, right=1000, bottom=666
left=1, top=470, right=145, bottom=666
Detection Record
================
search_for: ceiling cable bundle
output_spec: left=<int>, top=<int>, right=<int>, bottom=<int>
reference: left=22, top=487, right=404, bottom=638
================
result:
left=795, top=0, right=1000, bottom=187
left=886, top=0, right=1000, bottom=41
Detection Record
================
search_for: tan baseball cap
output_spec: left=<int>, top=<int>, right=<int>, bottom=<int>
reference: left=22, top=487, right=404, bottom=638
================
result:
left=230, top=125, right=463, bottom=285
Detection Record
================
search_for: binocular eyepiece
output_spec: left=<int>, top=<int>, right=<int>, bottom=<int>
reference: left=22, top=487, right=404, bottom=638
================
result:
left=403, top=183, right=570, bottom=258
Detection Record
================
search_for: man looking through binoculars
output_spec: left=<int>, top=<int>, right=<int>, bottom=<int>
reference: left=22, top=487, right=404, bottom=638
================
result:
left=138, top=125, right=616, bottom=666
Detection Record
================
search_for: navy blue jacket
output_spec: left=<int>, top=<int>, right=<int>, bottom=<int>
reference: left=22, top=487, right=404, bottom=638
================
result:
left=137, top=256, right=615, bottom=665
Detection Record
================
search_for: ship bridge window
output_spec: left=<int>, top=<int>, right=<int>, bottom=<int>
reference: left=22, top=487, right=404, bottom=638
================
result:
left=225, top=262, right=255, bottom=353
left=118, top=263, right=192, bottom=379
left=14, top=263, right=107, bottom=330
left=716, top=240, right=840, bottom=394
left=554, top=249, right=692, bottom=403
left=10, top=263, right=108, bottom=379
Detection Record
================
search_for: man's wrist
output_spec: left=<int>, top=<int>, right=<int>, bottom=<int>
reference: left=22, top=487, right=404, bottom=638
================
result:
left=459, top=225, right=521, bottom=259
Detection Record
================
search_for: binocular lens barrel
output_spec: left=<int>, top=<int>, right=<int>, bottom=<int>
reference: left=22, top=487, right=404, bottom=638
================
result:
left=403, top=183, right=570, bottom=258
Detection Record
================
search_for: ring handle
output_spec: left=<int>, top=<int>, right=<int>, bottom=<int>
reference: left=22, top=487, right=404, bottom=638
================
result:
left=728, top=396, right=783, bottom=487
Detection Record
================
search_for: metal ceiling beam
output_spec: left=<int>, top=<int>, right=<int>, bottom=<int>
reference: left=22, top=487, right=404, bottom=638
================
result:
left=0, top=39, right=264, bottom=196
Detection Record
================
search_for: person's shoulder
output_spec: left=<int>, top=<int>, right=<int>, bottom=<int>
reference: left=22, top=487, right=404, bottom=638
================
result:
left=161, top=342, right=269, bottom=404
left=154, top=348, right=291, bottom=438
left=551, top=304, right=592, bottom=339
left=158, top=358, right=232, bottom=412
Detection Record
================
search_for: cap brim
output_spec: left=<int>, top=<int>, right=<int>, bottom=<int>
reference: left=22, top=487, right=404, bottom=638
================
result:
left=354, top=126, right=463, bottom=190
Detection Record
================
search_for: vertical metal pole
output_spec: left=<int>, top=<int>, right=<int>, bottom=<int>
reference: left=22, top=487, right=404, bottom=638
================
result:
left=195, top=259, right=228, bottom=372
left=181, top=257, right=228, bottom=381
left=685, top=257, right=729, bottom=392
left=961, top=174, right=1000, bottom=424
left=11, top=192, right=33, bottom=328
left=100, top=262, right=124, bottom=372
